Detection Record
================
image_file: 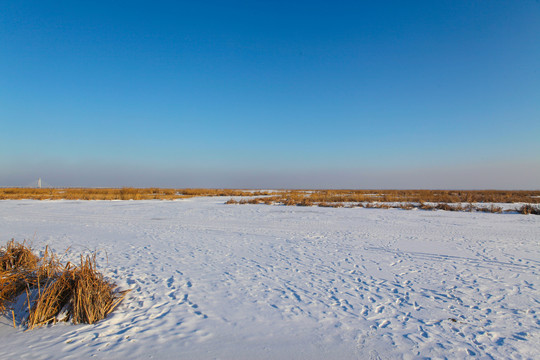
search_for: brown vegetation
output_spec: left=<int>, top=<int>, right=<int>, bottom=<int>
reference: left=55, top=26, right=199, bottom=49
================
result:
left=0, top=240, right=42, bottom=313
left=518, top=204, right=540, bottom=215
left=2, top=188, right=538, bottom=204
left=0, top=187, right=183, bottom=200
left=259, top=189, right=540, bottom=204
left=1, top=187, right=538, bottom=215
left=0, top=187, right=272, bottom=200
left=0, top=240, right=40, bottom=273
left=0, top=240, right=128, bottom=329
left=224, top=190, right=539, bottom=215
left=179, top=189, right=271, bottom=197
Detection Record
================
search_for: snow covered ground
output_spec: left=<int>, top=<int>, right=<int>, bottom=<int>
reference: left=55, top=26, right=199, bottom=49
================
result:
left=0, top=197, right=539, bottom=359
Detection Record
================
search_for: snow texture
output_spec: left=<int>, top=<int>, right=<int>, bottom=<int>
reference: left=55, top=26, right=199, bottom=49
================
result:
left=0, top=197, right=539, bottom=359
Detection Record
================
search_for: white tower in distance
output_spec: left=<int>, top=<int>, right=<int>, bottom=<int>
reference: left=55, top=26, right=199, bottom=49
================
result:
left=37, top=178, right=42, bottom=189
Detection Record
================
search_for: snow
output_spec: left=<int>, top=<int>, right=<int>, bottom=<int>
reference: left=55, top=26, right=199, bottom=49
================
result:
left=1, top=197, right=539, bottom=359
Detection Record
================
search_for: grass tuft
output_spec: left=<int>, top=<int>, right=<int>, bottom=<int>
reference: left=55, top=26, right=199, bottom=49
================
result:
left=0, top=240, right=129, bottom=329
left=0, top=239, right=39, bottom=273
left=518, top=204, right=540, bottom=215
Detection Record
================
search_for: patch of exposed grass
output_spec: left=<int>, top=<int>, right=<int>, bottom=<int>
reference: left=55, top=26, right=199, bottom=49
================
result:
left=0, top=239, right=40, bottom=273
left=518, top=204, right=540, bottom=215
left=0, top=240, right=129, bottom=329
left=476, top=205, right=503, bottom=214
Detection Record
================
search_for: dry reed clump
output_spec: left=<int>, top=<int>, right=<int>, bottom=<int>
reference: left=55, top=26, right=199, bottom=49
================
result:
left=27, top=255, right=128, bottom=328
left=418, top=202, right=435, bottom=211
left=0, top=271, right=28, bottom=313
left=435, top=203, right=455, bottom=211
left=0, top=240, right=129, bottom=330
left=71, top=255, right=127, bottom=325
left=518, top=204, right=540, bottom=215
left=283, top=198, right=297, bottom=206
left=397, top=203, right=415, bottom=210
left=0, top=240, right=41, bottom=313
left=296, top=198, right=314, bottom=206
left=0, top=240, right=39, bottom=272
left=476, top=205, right=503, bottom=214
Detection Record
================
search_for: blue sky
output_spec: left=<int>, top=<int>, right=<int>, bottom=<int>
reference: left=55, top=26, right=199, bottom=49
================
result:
left=1, top=0, right=539, bottom=188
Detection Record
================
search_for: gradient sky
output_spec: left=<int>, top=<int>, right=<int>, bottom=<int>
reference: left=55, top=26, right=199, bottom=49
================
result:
left=1, top=0, right=539, bottom=189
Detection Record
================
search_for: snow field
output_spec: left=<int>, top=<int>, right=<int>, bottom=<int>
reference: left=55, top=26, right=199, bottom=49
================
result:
left=0, top=197, right=538, bottom=359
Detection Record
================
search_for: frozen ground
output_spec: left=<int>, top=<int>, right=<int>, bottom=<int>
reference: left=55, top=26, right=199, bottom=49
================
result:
left=0, top=197, right=539, bottom=359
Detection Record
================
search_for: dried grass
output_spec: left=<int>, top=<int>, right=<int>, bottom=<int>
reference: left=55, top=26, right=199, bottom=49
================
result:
left=518, top=204, right=540, bottom=215
left=27, top=266, right=73, bottom=328
left=235, top=189, right=540, bottom=205
left=0, top=240, right=40, bottom=313
left=3, top=188, right=539, bottom=211
left=0, top=272, right=28, bottom=313
left=397, top=203, right=415, bottom=210
left=476, top=205, right=503, bottom=214
left=436, top=203, right=455, bottom=211
left=0, top=187, right=272, bottom=200
left=224, top=190, right=539, bottom=215
left=71, top=255, right=128, bottom=325
left=0, top=240, right=39, bottom=272
left=0, top=240, right=128, bottom=330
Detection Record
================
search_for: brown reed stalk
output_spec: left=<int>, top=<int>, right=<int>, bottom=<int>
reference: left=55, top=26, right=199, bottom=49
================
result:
left=27, top=266, right=74, bottom=329
left=0, top=240, right=39, bottom=272
left=1, top=240, right=129, bottom=330
left=71, top=254, right=129, bottom=324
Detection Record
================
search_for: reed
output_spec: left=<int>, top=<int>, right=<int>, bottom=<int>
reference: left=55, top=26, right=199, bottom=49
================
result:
left=223, top=189, right=539, bottom=215
left=518, top=204, right=540, bottom=215
left=0, top=240, right=128, bottom=329
left=2, top=188, right=538, bottom=204
left=0, top=239, right=39, bottom=272
left=0, top=240, right=40, bottom=313
left=0, top=187, right=272, bottom=200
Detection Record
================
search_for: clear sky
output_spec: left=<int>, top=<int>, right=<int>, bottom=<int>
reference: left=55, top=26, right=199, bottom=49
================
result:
left=1, top=0, right=539, bottom=189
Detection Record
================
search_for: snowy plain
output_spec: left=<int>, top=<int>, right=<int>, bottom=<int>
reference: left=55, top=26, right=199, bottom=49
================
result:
left=0, top=197, right=539, bottom=359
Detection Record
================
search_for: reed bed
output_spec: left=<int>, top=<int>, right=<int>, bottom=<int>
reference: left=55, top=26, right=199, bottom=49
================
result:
left=226, top=191, right=540, bottom=215
left=2, top=187, right=538, bottom=215
left=257, top=190, right=540, bottom=204
left=2, top=188, right=538, bottom=203
left=0, top=187, right=271, bottom=200
left=0, top=240, right=128, bottom=329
